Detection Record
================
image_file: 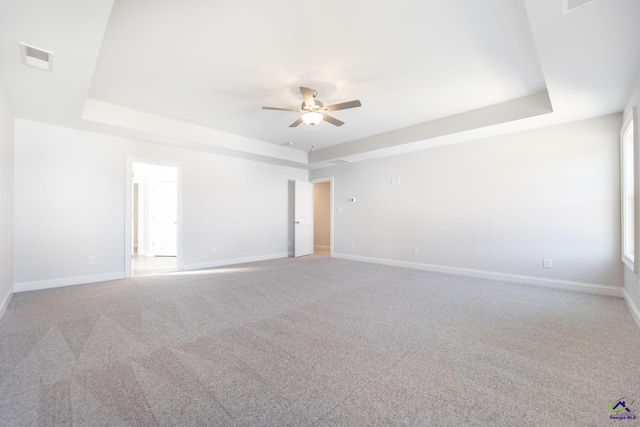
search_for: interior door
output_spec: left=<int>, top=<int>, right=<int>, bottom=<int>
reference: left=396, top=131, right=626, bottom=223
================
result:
left=151, top=180, right=177, bottom=256
left=294, top=180, right=314, bottom=257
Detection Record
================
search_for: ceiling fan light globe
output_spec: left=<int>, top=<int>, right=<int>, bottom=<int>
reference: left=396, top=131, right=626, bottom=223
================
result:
left=302, top=111, right=323, bottom=126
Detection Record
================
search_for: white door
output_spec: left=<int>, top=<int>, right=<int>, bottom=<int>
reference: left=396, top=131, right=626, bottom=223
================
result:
left=150, top=180, right=177, bottom=256
left=294, top=180, right=314, bottom=257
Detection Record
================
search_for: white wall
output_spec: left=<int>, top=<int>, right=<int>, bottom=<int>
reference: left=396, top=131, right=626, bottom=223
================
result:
left=622, top=72, right=640, bottom=317
left=13, top=120, right=307, bottom=289
left=311, top=114, right=623, bottom=289
left=0, top=82, right=14, bottom=316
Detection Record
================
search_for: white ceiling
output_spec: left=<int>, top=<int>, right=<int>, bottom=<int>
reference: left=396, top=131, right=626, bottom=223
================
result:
left=1, top=0, right=639, bottom=168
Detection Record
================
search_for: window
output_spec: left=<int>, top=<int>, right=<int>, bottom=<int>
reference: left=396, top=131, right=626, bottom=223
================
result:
left=621, top=107, right=638, bottom=271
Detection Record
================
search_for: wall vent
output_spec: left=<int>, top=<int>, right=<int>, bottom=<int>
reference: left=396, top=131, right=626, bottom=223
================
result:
left=19, top=42, right=54, bottom=72
left=562, top=0, right=600, bottom=14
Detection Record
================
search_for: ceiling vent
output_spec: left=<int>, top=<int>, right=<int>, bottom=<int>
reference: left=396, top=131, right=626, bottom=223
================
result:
left=562, top=0, right=600, bottom=14
left=19, top=42, right=54, bottom=72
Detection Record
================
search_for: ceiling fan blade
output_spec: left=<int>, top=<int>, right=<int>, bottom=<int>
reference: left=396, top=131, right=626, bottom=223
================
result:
left=289, top=117, right=304, bottom=127
left=322, top=114, right=344, bottom=127
left=322, top=100, right=362, bottom=112
left=300, top=87, right=315, bottom=107
left=262, top=106, right=300, bottom=112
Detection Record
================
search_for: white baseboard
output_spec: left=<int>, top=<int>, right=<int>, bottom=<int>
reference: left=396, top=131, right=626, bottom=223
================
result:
left=0, top=285, right=14, bottom=320
left=623, top=289, right=640, bottom=329
left=14, top=272, right=126, bottom=293
left=11, top=253, right=290, bottom=292
left=183, top=252, right=289, bottom=271
left=334, top=253, right=623, bottom=297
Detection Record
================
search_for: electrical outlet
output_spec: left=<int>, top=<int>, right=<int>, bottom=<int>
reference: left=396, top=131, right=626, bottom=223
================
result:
left=88, top=256, right=96, bottom=265
left=350, top=242, right=355, bottom=249
left=543, top=258, right=552, bottom=268
left=212, top=247, right=217, bottom=254
left=413, top=248, right=419, bottom=255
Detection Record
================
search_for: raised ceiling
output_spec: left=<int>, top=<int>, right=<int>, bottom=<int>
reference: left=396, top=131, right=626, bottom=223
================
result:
left=1, top=0, right=639, bottom=168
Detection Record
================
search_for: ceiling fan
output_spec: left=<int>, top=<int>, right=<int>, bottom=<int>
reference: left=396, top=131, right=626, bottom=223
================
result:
left=262, top=87, right=361, bottom=127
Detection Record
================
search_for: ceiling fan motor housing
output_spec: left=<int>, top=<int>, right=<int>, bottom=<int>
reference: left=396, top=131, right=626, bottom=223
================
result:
left=302, top=100, right=323, bottom=112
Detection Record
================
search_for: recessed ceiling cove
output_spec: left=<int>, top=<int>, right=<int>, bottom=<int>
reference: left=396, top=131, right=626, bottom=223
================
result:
left=87, top=0, right=547, bottom=152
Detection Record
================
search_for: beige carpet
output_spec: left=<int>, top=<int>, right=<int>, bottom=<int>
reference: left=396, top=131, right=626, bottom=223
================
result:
left=1, top=256, right=639, bottom=426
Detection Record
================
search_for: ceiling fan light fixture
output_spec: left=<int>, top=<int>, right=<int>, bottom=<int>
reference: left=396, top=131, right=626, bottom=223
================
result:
left=302, top=111, right=323, bottom=126
left=263, top=87, right=360, bottom=128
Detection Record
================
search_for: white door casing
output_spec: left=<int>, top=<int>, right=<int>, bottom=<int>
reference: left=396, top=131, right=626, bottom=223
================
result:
left=294, top=180, right=314, bottom=257
left=125, top=157, right=183, bottom=278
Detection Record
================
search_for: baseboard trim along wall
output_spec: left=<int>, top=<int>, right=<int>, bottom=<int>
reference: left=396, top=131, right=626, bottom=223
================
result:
left=183, top=252, right=290, bottom=271
left=314, top=245, right=330, bottom=251
left=14, top=272, right=126, bottom=293
left=334, top=253, right=624, bottom=298
left=623, top=289, right=640, bottom=329
left=0, top=286, right=14, bottom=319
left=12, top=254, right=290, bottom=293
left=5, top=253, right=637, bottom=329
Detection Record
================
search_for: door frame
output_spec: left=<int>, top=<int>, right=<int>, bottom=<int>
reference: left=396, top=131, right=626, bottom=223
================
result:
left=294, top=180, right=314, bottom=257
left=310, top=176, right=334, bottom=257
left=125, top=156, right=184, bottom=277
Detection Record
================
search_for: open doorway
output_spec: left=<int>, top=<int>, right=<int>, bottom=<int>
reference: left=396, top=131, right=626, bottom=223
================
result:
left=311, top=177, right=334, bottom=257
left=290, top=177, right=334, bottom=258
left=313, top=181, right=331, bottom=256
left=131, top=162, right=178, bottom=275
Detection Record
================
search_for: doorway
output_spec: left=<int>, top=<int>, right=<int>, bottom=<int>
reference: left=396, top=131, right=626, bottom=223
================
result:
left=310, top=176, right=334, bottom=257
left=290, top=176, right=334, bottom=258
left=130, top=162, right=179, bottom=276
left=313, top=181, right=331, bottom=256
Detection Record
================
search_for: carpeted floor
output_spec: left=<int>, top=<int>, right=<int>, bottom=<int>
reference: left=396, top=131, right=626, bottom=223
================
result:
left=1, top=256, right=639, bottom=426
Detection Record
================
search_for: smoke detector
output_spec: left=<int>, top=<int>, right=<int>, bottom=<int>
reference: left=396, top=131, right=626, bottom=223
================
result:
left=19, top=42, right=54, bottom=72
